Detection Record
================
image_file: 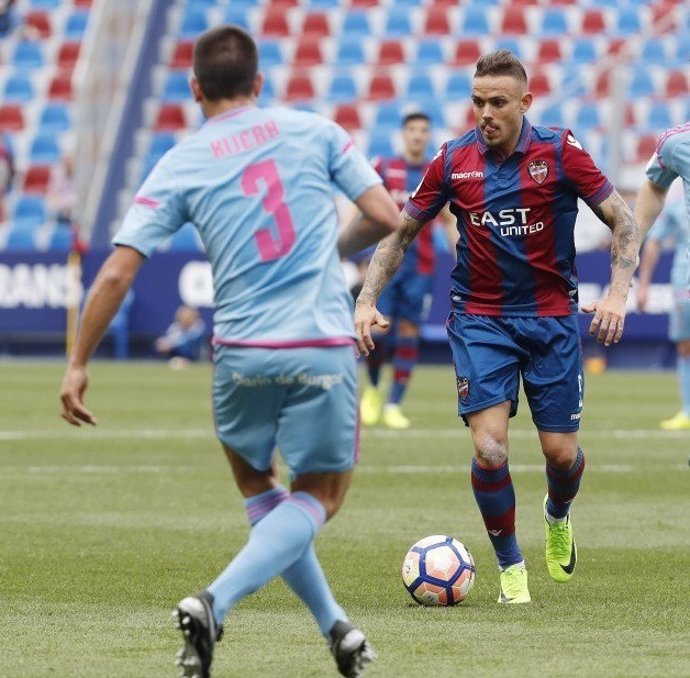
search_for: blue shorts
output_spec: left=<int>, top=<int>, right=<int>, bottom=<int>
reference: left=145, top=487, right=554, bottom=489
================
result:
left=377, top=269, right=434, bottom=325
left=212, top=345, right=359, bottom=477
left=669, top=288, right=690, bottom=342
left=447, top=313, right=584, bottom=433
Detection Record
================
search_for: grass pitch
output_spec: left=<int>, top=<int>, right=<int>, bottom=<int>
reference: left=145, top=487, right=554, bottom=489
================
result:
left=1, top=361, right=689, bottom=677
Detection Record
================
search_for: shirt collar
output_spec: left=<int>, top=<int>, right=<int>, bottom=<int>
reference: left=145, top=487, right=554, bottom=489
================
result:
left=475, top=117, right=533, bottom=158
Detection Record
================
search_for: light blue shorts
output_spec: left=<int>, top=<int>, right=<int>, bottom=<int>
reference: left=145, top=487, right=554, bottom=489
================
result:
left=669, top=289, right=690, bottom=342
left=212, top=345, right=359, bottom=477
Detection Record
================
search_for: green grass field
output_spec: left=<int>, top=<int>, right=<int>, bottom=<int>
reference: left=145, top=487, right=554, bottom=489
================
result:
left=2, top=361, right=689, bottom=677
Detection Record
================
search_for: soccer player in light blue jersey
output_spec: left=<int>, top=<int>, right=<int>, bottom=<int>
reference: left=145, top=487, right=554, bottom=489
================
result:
left=60, top=25, right=399, bottom=678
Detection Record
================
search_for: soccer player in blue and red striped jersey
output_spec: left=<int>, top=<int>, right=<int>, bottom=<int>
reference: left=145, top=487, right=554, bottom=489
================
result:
left=359, top=113, right=455, bottom=430
left=355, top=50, right=640, bottom=604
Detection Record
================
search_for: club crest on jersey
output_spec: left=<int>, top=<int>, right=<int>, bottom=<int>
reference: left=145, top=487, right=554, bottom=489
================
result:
left=457, top=376, right=469, bottom=401
left=528, top=160, right=549, bottom=185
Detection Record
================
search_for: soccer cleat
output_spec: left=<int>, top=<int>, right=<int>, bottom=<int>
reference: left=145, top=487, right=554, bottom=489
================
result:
left=382, top=404, right=410, bottom=430
left=497, top=564, right=531, bottom=604
left=173, top=591, right=223, bottom=678
left=544, top=495, right=577, bottom=583
left=329, top=620, right=378, bottom=678
left=360, top=386, right=383, bottom=426
left=659, top=411, right=690, bottom=430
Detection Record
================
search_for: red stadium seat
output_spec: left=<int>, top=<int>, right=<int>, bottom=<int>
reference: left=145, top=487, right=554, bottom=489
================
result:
left=636, top=134, right=657, bottom=163
left=302, top=12, right=330, bottom=37
left=537, top=39, right=562, bottom=63
left=24, top=11, right=51, bottom=38
left=607, top=38, right=625, bottom=56
left=529, top=70, right=551, bottom=96
left=430, top=0, right=462, bottom=5
left=171, top=41, right=194, bottom=69
left=23, top=165, right=52, bottom=193
left=581, top=9, right=606, bottom=34
left=423, top=7, right=451, bottom=34
left=652, top=2, right=678, bottom=31
left=73, top=0, right=93, bottom=6
left=377, top=40, right=405, bottom=65
left=284, top=73, right=315, bottom=101
left=334, top=104, right=362, bottom=131
left=261, top=7, right=290, bottom=36
left=0, top=104, right=25, bottom=132
left=293, top=37, right=323, bottom=66
left=452, top=40, right=481, bottom=65
left=594, top=70, right=611, bottom=97
left=57, top=42, right=81, bottom=70
left=349, top=0, right=379, bottom=6
left=500, top=6, right=528, bottom=34
left=155, top=104, right=186, bottom=131
left=666, top=70, right=688, bottom=96
left=48, top=71, right=73, bottom=100
left=550, top=0, right=576, bottom=5
left=366, top=72, right=396, bottom=100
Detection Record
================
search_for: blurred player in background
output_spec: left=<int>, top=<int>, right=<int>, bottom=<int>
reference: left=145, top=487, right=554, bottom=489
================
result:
left=358, top=113, right=456, bottom=429
left=354, top=50, right=640, bottom=605
left=154, top=304, right=207, bottom=367
left=636, top=124, right=690, bottom=428
left=60, top=25, right=399, bottom=678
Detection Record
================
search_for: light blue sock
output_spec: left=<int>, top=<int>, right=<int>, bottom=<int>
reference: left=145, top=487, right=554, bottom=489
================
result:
left=208, top=491, right=325, bottom=624
left=678, top=356, right=690, bottom=415
left=242, top=487, right=347, bottom=636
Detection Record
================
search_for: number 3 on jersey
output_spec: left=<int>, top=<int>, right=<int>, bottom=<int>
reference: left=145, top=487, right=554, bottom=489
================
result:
left=241, top=159, right=296, bottom=261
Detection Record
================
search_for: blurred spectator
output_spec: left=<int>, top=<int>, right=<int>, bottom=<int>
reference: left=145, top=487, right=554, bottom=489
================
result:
left=154, top=305, right=206, bottom=368
left=0, top=0, right=17, bottom=38
left=47, top=154, right=76, bottom=228
left=0, top=133, right=15, bottom=223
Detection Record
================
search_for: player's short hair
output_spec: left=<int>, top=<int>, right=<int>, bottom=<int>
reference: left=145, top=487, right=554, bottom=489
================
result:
left=402, top=112, right=431, bottom=128
left=193, top=25, right=258, bottom=101
left=474, top=50, right=528, bottom=84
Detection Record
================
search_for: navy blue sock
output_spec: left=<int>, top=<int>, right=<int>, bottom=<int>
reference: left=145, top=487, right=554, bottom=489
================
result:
left=389, top=335, right=419, bottom=405
left=546, top=448, right=585, bottom=520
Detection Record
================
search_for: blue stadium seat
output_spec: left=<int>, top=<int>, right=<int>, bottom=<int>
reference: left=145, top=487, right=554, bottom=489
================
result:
left=29, top=135, right=61, bottom=164
left=258, top=40, right=284, bottom=67
left=258, top=75, right=275, bottom=103
left=629, top=68, right=655, bottom=98
left=461, top=6, right=489, bottom=35
left=640, top=38, right=667, bottom=64
left=367, top=131, right=394, bottom=158
left=306, top=0, right=339, bottom=7
left=560, top=66, right=586, bottom=97
left=493, top=37, right=522, bottom=60
left=12, top=40, right=44, bottom=69
left=29, top=0, right=61, bottom=8
left=571, top=37, right=597, bottom=63
left=39, top=102, right=70, bottom=133
left=574, top=104, right=601, bottom=132
left=186, top=0, right=219, bottom=8
left=162, top=71, right=190, bottom=102
left=3, top=74, right=34, bottom=102
left=405, top=71, right=436, bottom=100
left=335, top=37, right=365, bottom=66
left=48, top=226, right=73, bottom=251
left=179, top=9, right=208, bottom=38
left=647, top=102, right=672, bottom=130
left=374, top=101, right=403, bottom=129
left=414, top=39, right=444, bottom=65
left=341, top=12, right=371, bottom=37
left=167, top=223, right=203, bottom=251
left=675, top=35, right=690, bottom=64
left=12, top=195, right=46, bottom=229
left=539, top=104, right=566, bottom=128
left=615, top=8, right=641, bottom=35
left=446, top=72, right=472, bottom=100
left=223, top=6, right=251, bottom=31
left=149, top=133, right=176, bottom=157
left=384, top=7, right=412, bottom=36
left=5, top=228, right=36, bottom=250
left=64, top=11, right=90, bottom=40
left=325, top=72, right=358, bottom=103
left=540, top=8, right=568, bottom=35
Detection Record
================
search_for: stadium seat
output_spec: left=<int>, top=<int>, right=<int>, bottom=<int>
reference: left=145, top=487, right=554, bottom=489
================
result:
left=539, top=104, right=566, bottom=128
left=342, top=12, right=371, bottom=36
left=367, top=72, right=397, bottom=101
left=675, top=34, right=690, bottom=64
left=0, top=105, right=25, bottom=132
left=384, top=7, right=412, bottom=36
left=537, top=39, right=562, bottom=63
left=3, top=74, right=35, bottom=103
left=540, top=8, right=568, bottom=35
left=326, top=72, right=357, bottom=102
left=615, top=8, right=641, bottom=35
left=29, top=0, right=61, bottom=8
left=12, top=195, right=47, bottom=229
left=415, top=39, right=444, bottom=65
left=12, top=41, right=44, bottom=69
left=171, top=41, right=194, bottom=69
left=581, top=9, right=606, bottom=34
left=529, top=70, right=551, bottom=96
left=57, top=42, right=81, bottom=70
left=73, top=0, right=93, bottom=6
left=185, top=0, right=217, bottom=8
left=665, top=71, right=688, bottom=97
left=29, top=135, right=61, bottom=164
left=39, top=103, right=70, bottom=133
left=64, top=10, right=90, bottom=39
left=571, top=37, right=598, bottom=63
left=500, top=6, right=528, bottom=34
left=284, top=73, right=315, bottom=101
left=446, top=72, right=472, bottom=100
left=574, top=103, right=601, bottom=132
left=629, top=68, right=655, bottom=98
left=405, top=71, right=436, bottom=100
left=350, top=0, right=378, bottom=6
left=635, top=133, right=657, bottom=162
left=149, top=132, right=176, bottom=157
left=48, top=226, right=73, bottom=251
left=647, top=102, right=672, bottom=130
left=423, top=7, right=451, bottom=34
left=336, top=38, right=365, bottom=65
left=48, top=72, right=73, bottom=101
left=461, top=5, right=489, bottom=34
left=5, top=228, right=36, bottom=250
left=162, top=71, right=191, bottom=102
left=293, top=37, right=323, bottom=66
left=377, top=40, right=405, bottom=65
left=493, top=37, right=523, bottom=60
left=261, top=7, right=291, bottom=36
left=651, top=2, right=678, bottom=31
left=306, top=0, right=339, bottom=7
left=22, top=165, right=51, bottom=193
left=155, top=104, right=187, bottom=131
left=374, top=101, right=402, bottom=129
left=594, top=70, right=611, bottom=97
left=560, top=66, right=586, bottom=96
left=302, top=12, right=331, bottom=37
left=367, top=131, right=394, bottom=157
left=24, top=11, right=51, bottom=38
left=333, top=104, right=362, bottom=131
left=451, top=40, right=481, bottom=65
left=639, top=38, right=667, bottom=64
left=223, top=6, right=251, bottom=30
left=257, top=40, right=284, bottom=67
left=607, top=38, right=626, bottom=57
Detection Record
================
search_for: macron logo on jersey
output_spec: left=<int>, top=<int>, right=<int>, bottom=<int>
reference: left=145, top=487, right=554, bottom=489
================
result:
left=452, top=170, right=484, bottom=180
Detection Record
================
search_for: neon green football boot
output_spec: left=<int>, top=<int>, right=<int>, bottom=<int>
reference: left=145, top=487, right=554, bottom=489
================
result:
left=497, top=564, right=531, bottom=604
left=382, top=404, right=411, bottom=430
left=660, top=411, right=690, bottom=430
left=360, top=386, right=383, bottom=426
left=544, top=495, right=577, bottom=583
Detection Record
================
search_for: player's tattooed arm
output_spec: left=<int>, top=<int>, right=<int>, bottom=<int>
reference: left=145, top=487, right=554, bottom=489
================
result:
left=357, top=211, right=426, bottom=305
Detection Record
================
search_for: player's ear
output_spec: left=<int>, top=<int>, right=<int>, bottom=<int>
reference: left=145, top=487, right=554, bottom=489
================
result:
left=520, top=91, right=533, bottom=113
left=253, top=72, right=265, bottom=99
left=190, top=76, right=203, bottom=103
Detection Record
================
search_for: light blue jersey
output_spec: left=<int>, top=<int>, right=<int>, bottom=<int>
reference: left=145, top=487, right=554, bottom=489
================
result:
left=114, top=105, right=381, bottom=345
left=646, top=192, right=688, bottom=289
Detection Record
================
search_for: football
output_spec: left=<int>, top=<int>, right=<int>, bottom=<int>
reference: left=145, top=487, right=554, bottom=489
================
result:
left=401, top=535, right=476, bottom=606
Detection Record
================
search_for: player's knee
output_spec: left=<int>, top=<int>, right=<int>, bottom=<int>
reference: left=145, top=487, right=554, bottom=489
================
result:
left=397, top=319, right=419, bottom=338
left=472, top=433, right=508, bottom=467
left=541, top=443, right=578, bottom=469
left=677, top=340, right=690, bottom=357
left=291, top=470, right=353, bottom=521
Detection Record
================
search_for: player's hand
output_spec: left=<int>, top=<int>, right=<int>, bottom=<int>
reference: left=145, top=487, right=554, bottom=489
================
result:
left=636, top=284, right=649, bottom=313
left=60, top=365, right=97, bottom=426
left=581, top=295, right=627, bottom=347
left=354, top=299, right=390, bottom=357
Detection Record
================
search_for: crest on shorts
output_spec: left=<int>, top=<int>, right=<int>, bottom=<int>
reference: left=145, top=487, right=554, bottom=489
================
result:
left=528, top=160, right=549, bottom=184
left=457, top=376, right=469, bottom=401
